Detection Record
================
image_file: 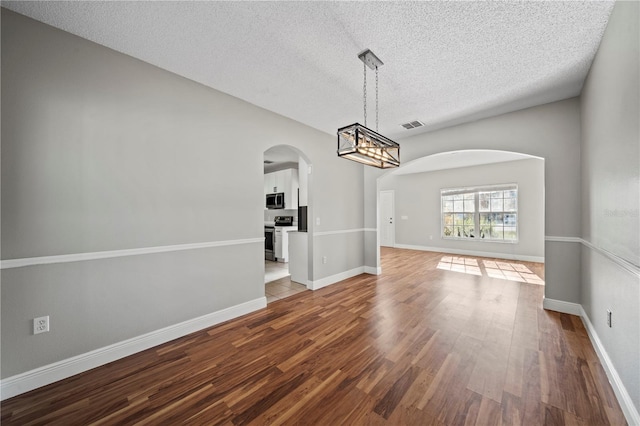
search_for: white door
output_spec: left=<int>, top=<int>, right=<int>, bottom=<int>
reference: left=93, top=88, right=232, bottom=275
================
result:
left=380, top=190, right=395, bottom=247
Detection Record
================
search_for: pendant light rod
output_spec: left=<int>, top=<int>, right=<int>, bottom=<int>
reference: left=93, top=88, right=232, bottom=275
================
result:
left=363, top=61, right=367, bottom=127
left=359, top=49, right=383, bottom=131
left=375, top=65, right=379, bottom=132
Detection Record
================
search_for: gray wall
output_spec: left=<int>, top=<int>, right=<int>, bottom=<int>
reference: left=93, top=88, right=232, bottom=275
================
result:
left=2, top=245, right=263, bottom=375
left=365, top=97, right=582, bottom=302
left=580, top=0, right=639, bottom=414
left=1, top=10, right=365, bottom=378
left=379, top=158, right=544, bottom=260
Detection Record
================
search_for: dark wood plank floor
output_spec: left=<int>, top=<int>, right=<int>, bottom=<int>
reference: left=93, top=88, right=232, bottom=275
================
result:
left=1, top=248, right=627, bottom=425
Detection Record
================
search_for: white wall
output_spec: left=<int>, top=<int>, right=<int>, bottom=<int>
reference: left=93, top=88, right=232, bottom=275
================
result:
left=580, top=0, right=639, bottom=418
left=379, top=158, right=544, bottom=261
left=0, top=9, right=366, bottom=385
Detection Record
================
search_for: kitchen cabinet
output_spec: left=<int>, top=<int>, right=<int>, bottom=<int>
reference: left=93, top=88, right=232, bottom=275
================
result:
left=274, top=226, right=296, bottom=262
left=265, top=172, right=285, bottom=194
left=264, top=169, right=299, bottom=209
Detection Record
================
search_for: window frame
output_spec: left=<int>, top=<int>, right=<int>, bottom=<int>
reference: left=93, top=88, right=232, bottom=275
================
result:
left=440, top=184, right=519, bottom=244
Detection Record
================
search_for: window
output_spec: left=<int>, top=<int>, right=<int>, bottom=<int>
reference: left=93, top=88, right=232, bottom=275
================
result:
left=441, top=185, right=518, bottom=242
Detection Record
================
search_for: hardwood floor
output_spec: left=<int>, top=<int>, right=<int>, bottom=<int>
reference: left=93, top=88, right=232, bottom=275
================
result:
left=1, top=248, right=626, bottom=425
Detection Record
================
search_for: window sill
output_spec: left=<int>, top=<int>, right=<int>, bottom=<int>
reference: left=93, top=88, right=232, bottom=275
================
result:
left=442, top=237, right=519, bottom=244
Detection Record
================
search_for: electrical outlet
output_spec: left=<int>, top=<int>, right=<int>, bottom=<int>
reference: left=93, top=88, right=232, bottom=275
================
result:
left=316, top=217, right=321, bottom=226
left=34, top=316, right=50, bottom=334
left=322, top=256, right=327, bottom=264
left=607, top=310, right=612, bottom=327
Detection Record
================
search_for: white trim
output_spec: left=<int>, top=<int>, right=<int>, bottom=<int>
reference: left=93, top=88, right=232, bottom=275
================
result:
left=580, top=306, right=640, bottom=426
left=580, top=239, right=640, bottom=278
left=391, top=150, right=544, bottom=177
left=394, top=243, right=545, bottom=263
left=0, top=297, right=267, bottom=400
left=310, top=267, right=365, bottom=290
left=0, top=238, right=264, bottom=270
left=364, top=228, right=377, bottom=233
left=545, top=235, right=582, bottom=243
left=545, top=236, right=640, bottom=278
left=313, top=228, right=366, bottom=237
left=441, top=182, right=518, bottom=196
left=542, top=298, right=582, bottom=316
left=442, top=236, right=519, bottom=245
left=364, top=266, right=382, bottom=275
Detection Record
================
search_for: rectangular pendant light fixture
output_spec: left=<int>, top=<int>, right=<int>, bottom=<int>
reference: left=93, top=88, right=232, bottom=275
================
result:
left=337, top=123, right=400, bottom=168
left=337, top=49, right=400, bottom=169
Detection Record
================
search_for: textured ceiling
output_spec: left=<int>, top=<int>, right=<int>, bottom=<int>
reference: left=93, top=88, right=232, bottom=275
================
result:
left=3, top=1, right=614, bottom=140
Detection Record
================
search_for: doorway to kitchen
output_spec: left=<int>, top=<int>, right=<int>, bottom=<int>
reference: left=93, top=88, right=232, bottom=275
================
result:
left=263, top=145, right=311, bottom=303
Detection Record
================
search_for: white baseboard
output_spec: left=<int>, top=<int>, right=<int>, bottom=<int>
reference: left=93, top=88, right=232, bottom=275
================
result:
left=542, top=298, right=582, bottom=315
left=0, top=297, right=267, bottom=401
left=295, top=266, right=377, bottom=289
left=543, top=298, right=639, bottom=425
left=310, top=267, right=366, bottom=290
left=394, top=244, right=544, bottom=263
left=364, top=266, right=381, bottom=275
left=579, top=306, right=640, bottom=426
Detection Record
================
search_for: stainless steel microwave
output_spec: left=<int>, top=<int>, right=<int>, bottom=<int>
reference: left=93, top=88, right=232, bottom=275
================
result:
left=266, top=192, right=285, bottom=209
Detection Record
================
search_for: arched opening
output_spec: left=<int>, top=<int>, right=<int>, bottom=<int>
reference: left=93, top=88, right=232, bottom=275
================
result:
left=376, top=149, right=546, bottom=286
left=263, top=145, right=312, bottom=303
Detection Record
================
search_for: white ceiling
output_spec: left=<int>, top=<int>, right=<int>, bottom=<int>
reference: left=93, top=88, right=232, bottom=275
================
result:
left=3, top=1, right=614, bottom=141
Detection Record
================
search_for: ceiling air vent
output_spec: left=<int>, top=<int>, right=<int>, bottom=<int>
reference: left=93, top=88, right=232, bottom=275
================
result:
left=401, top=120, right=424, bottom=130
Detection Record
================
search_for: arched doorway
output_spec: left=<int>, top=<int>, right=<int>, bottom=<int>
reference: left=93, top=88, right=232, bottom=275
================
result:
left=263, top=145, right=312, bottom=303
left=376, top=149, right=546, bottom=283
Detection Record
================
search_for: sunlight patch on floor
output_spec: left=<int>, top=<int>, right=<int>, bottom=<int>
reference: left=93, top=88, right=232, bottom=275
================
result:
left=483, top=260, right=544, bottom=285
left=437, top=256, right=482, bottom=276
left=437, top=256, right=545, bottom=285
